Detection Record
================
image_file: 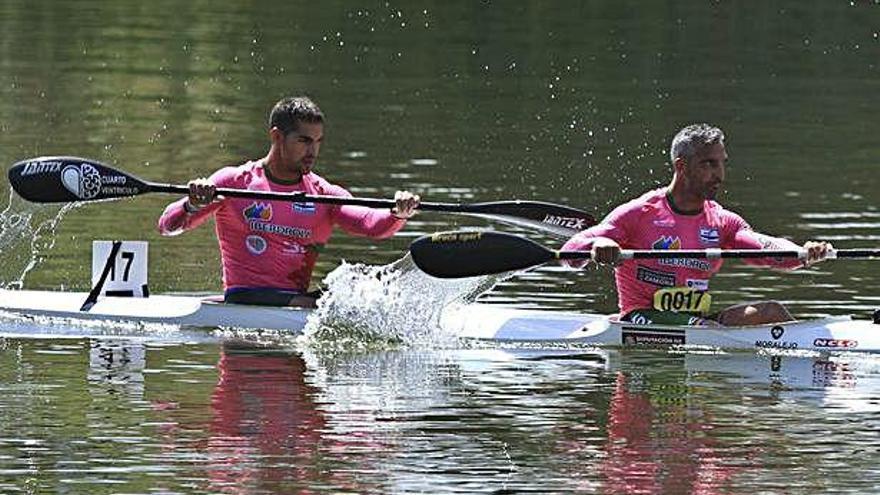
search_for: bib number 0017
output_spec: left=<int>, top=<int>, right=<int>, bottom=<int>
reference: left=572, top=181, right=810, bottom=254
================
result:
left=652, top=287, right=711, bottom=315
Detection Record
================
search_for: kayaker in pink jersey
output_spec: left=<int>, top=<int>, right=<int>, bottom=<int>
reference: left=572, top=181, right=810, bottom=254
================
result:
left=563, top=124, right=831, bottom=326
left=158, top=96, right=419, bottom=307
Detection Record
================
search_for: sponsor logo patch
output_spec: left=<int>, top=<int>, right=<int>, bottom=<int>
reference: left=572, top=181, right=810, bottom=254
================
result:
left=249, top=221, right=312, bottom=239
left=658, top=258, right=714, bottom=271
left=755, top=325, right=798, bottom=349
left=621, top=327, right=686, bottom=346
left=243, top=202, right=273, bottom=221
left=652, top=236, right=681, bottom=250
left=245, top=235, right=267, bottom=255
left=755, top=340, right=798, bottom=349
left=20, top=160, right=63, bottom=175
left=813, top=338, right=858, bottom=348
left=636, top=266, right=676, bottom=287
left=542, top=215, right=588, bottom=230
left=653, top=219, right=675, bottom=228
left=61, top=164, right=102, bottom=199
left=771, top=326, right=785, bottom=340
left=432, top=232, right=481, bottom=243
left=686, top=279, right=709, bottom=290
left=699, top=227, right=720, bottom=245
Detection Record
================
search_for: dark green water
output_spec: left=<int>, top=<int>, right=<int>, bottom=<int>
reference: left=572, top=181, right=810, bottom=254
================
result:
left=1, top=1, right=879, bottom=493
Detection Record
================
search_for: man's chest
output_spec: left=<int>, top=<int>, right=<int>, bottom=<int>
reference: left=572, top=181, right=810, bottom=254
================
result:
left=223, top=198, right=330, bottom=240
left=632, top=212, right=723, bottom=250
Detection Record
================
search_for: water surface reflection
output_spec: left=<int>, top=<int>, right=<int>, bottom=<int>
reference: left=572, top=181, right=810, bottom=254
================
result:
left=7, top=339, right=877, bottom=493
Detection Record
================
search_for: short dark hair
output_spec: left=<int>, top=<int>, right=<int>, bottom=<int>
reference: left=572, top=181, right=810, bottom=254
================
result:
left=269, top=96, right=324, bottom=134
left=670, top=123, right=725, bottom=163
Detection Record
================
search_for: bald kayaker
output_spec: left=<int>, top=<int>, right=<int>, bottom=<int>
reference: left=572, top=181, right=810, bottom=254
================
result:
left=158, top=96, right=419, bottom=307
left=563, top=123, right=831, bottom=326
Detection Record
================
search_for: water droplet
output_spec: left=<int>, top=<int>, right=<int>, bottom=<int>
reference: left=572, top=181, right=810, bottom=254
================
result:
left=410, top=158, right=438, bottom=166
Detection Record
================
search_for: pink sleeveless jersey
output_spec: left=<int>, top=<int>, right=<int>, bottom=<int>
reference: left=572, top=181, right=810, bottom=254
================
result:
left=562, top=188, right=803, bottom=315
left=157, top=161, right=406, bottom=292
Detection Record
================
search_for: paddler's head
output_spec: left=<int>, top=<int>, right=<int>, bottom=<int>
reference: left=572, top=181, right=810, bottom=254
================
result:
left=669, top=123, right=727, bottom=202
left=267, top=96, right=325, bottom=181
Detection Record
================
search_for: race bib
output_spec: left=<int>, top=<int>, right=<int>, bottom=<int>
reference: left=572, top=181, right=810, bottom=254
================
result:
left=653, top=287, right=712, bottom=315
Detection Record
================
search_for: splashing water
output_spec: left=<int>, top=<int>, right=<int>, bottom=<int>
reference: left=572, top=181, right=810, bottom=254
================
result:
left=299, top=255, right=506, bottom=351
left=0, top=188, right=76, bottom=288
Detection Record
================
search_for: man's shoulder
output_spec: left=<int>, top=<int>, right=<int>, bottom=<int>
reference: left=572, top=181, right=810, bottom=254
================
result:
left=596, top=188, right=666, bottom=229
left=303, top=172, right=351, bottom=197
left=609, top=188, right=666, bottom=216
left=634, top=187, right=667, bottom=206
left=209, top=160, right=261, bottom=185
left=705, top=199, right=750, bottom=229
left=705, top=199, right=741, bottom=218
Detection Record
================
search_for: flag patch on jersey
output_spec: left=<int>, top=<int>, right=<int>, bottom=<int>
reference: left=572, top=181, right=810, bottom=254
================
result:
left=699, top=227, right=719, bottom=245
left=293, top=202, right=316, bottom=214
left=652, top=236, right=681, bottom=250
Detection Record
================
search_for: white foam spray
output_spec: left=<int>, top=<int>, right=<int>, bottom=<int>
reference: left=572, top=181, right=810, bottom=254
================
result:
left=299, top=255, right=506, bottom=351
left=0, top=188, right=77, bottom=288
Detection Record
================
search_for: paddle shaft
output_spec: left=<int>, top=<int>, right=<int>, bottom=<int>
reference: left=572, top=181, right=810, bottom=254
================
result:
left=148, top=182, right=539, bottom=213
left=408, top=231, right=880, bottom=279
left=557, top=248, right=880, bottom=261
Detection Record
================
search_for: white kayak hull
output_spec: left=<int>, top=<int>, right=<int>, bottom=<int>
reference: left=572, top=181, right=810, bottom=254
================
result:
left=1, top=289, right=879, bottom=352
left=0, top=289, right=311, bottom=332
left=444, top=304, right=880, bottom=353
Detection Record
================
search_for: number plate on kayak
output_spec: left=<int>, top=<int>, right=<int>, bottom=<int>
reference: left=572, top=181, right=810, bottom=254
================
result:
left=92, top=240, right=149, bottom=297
left=652, top=287, right=711, bottom=315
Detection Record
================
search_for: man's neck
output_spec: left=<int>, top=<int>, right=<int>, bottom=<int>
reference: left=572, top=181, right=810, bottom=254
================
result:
left=666, top=181, right=703, bottom=215
left=263, top=153, right=303, bottom=185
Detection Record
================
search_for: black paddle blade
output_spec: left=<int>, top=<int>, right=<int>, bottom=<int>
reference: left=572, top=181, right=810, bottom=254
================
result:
left=410, top=230, right=556, bottom=278
left=464, top=201, right=596, bottom=238
left=8, top=156, right=152, bottom=203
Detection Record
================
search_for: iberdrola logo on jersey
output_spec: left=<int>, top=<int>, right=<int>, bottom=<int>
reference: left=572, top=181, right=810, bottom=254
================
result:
left=243, top=202, right=272, bottom=221
left=652, top=236, right=681, bottom=250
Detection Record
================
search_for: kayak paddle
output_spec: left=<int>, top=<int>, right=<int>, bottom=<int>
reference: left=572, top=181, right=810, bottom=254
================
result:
left=409, top=230, right=880, bottom=278
left=7, top=156, right=595, bottom=237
